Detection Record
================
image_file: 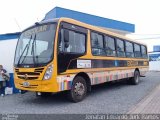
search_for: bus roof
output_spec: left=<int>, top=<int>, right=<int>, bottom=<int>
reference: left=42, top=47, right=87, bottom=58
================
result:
left=58, top=17, right=147, bottom=46
left=23, top=17, right=146, bottom=46
left=21, top=18, right=59, bottom=33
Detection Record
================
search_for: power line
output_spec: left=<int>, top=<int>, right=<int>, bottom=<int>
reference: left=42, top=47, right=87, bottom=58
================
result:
left=14, top=18, right=21, bottom=31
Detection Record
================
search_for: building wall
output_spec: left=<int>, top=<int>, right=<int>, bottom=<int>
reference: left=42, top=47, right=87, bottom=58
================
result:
left=44, top=7, right=135, bottom=34
left=149, top=61, right=160, bottom=71
left=0, top=39, right=18, bottom=73
left=0, top=38, right=19, bottom=93
left=153, top=45, right=160, bottom=52
left=149, top=52, right=160, bottom=71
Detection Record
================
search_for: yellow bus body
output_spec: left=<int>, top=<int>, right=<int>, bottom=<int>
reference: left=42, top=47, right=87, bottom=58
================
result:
left=14, top=18, right=149, bottom=93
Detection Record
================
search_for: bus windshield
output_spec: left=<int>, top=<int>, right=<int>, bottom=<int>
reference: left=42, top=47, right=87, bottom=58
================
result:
left=14, top=23, right=56, bottom=67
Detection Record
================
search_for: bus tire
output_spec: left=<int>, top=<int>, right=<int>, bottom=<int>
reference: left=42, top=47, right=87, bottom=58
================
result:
left=68, top=76, right=87, bottom=102
left=129, top=70, right=140, bottom=85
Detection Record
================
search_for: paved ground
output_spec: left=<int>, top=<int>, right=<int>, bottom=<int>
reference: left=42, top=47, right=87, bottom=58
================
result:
left=128, top=82, right=160, bottom=114
left=0, top=71, right=160, bottom=114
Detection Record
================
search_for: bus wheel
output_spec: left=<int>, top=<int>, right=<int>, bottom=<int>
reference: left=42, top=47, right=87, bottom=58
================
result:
left=129, top=70, right=140, bottom=85
left=68, top=76, right=87, bottom=102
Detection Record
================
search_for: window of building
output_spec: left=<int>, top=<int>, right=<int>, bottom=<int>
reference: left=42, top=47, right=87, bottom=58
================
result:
left=116, top=39, right=125, bottom=57
left=134, top=43, right=141, bottom=58
left=91, top=32, right=105, bottom=55
left=141, top=45, right=147, bottom=58
left=125, top=41, right=134, bottom=57
left=104, top=36, right=116, bottom=56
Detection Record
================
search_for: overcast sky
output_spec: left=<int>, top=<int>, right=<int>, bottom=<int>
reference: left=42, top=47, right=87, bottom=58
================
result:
left=0, top=0, right=160, bottom=51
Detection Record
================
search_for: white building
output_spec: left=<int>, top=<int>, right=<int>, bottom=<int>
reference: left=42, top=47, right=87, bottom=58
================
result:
left=0, top=32, right=20, bottom=93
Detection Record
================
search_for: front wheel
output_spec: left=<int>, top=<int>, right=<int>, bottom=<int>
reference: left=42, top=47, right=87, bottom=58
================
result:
left=68, top=76, right=87, bottom=102
left=128, top=70, right=140, bottom=85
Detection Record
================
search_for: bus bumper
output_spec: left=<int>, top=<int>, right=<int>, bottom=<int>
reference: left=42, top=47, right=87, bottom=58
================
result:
left=14, top=79, right=59, bottom=93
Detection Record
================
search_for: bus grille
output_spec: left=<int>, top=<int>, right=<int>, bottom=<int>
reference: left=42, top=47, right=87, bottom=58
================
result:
left=15, top=68, right=44, bottom=80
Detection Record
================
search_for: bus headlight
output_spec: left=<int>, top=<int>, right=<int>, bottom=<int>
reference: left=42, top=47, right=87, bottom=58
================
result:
left=43, top=65, right=53, bottom=80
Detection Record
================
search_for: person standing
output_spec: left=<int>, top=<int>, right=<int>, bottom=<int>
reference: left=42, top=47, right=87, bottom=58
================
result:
left=0, top=65, right=10, bottom=96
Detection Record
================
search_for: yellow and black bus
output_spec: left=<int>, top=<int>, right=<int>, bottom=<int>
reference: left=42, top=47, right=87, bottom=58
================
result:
left=14, top=18, right=149, bottom=102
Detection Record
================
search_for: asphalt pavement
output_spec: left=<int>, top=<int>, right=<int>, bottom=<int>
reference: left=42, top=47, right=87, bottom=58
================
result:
left=0, top=71, right=160, bottom=114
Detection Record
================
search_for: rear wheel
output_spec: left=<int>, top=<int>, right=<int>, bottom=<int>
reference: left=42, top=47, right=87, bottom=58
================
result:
left=128, top=70, right=140, bottom=85
left=68, top=76, right=87, bottom=102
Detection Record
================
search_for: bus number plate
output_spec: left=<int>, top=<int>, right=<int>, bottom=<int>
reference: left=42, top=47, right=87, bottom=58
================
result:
left=23, top=81, right=30, bottom=87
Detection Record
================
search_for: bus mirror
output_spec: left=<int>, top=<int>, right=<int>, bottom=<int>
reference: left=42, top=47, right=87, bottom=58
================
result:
left=65, top=42, right=69, bottom=48
left=64, top=29, right=69, bottom=42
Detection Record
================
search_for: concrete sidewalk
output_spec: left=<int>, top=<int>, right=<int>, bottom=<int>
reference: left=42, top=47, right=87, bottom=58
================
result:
left=128, top=84, right=160, bottom=114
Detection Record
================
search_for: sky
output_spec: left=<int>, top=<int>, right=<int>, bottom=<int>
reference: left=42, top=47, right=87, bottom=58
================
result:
left=0, top=0, right=160, bottom=51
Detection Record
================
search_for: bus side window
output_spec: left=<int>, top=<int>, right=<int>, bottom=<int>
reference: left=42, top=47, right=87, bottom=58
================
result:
left=59, top=28, right=86, bottom=54
left=134, top=43, right=141, bottom=58
left=141, top=45, right=147, bottom=58
left=104, top=36, right=116, bottom=56
left=91, top=32, right=105, bottom=56
left=116, top=38, right=125, bottom=57
left=125, top=41, right=134, bottom=57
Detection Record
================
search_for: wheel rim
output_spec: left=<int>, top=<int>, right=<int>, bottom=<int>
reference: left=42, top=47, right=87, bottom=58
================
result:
left=74, top=82, right=85, bottom=96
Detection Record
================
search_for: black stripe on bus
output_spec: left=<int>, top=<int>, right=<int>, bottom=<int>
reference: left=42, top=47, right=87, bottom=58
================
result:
left=68, top=59, right=149, bottom=69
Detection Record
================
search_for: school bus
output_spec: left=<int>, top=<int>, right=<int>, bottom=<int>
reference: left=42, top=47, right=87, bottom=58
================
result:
left=14, top=18, right=149, bottom=102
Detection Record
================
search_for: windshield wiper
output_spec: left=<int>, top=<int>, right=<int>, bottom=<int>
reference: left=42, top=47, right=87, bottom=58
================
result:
left=31, top=34, right=37, bottom=66
left=17, top=35, right=32, bottom=66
